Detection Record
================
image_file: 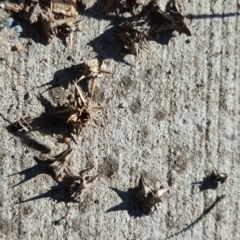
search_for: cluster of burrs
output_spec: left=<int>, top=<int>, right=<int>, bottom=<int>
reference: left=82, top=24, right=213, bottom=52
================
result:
left=104, top=0, right=191, bottom=56
left=5, top=0, right=86, bottom=46
left=40, top=148, right=100, bottom=203
left=50, top=59, right=113, bottom=141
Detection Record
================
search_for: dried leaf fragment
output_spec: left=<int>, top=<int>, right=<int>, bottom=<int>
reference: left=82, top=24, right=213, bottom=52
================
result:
left=119, top=18, right=150, bottom=56
left=51, top=0, right=78, bottom=17
left=148, top=0, right=191, bottom=36
left=69, top=166, right=101, bottom=202
left=135, top=174, right=170, bottom=214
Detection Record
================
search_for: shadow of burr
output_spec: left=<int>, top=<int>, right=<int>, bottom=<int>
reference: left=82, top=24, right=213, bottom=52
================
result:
left=152, top=30, right=176, bottom=45
left=9, top=157, right=53, bottom=188
left=106, top=187, right=142, bottom=218
left=81, top=0, right=126, bottom=22
left=32, top=94, right=74, bottom=139
left=20, top=20, right=49, bottom=45
left=10, top=156, right=76, bottom=203
left=192, top=173, right=219, bottom=192
left=19, top=183, right=75, bottom=204
left=5, top=90, right=80, bottom=149
left=6, top=120, right=54, bottom=154
left=5, top=94, right=70, bottom=151
left=88, top=27, right=131, bottom=65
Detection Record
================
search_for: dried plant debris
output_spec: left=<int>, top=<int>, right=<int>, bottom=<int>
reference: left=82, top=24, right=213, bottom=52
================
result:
left=83, top=59, right=113, bottom=79
left=135, top=174, right=171, bottom=215
left=209, top=167, right=229, bottom=189
left=192, top=166, right=229, bottom=191
left=68, top=166, right=101, bottom=202
left=8, top=0, right=83, bottom=45
left=13, top=116, right=54, bottom=153
left=104, top=0, right=149, bottom=16
left=40, top=151, right=100, bottom=202
left=51, top=0, right=78, bottom=17
left=78, top=59, right=114, bottom=97
left=119, top=0, right=191, bottom=55
left=119, top=18, right=150, bottom=56
left=50, top=80, right=106, bottom=140
left=147, top=0, right=191, bottom=36
left=40, top=148, right=76, bottom=181
left=11, top=116, right=33, bottom=132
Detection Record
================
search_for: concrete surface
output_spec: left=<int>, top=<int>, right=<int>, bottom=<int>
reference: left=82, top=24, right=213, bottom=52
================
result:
left=0, top=0, right=239, bottom=239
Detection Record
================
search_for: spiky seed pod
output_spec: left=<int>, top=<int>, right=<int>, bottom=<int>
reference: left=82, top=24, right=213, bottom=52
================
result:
left=69, top=166, right=101, bottom=203
left=135, top=174, right=170, bottom=215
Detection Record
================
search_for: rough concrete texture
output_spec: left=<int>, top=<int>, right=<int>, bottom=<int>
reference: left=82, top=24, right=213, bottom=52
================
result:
left=0, top=0, right=239, bottom=239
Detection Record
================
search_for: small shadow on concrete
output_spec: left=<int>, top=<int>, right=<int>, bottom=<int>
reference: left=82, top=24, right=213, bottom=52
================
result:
left=106, top=187, right=142, bottom=218
left=81, top=0, right=126, bottom=22
left=165, top=195, right=226, bottom=239
left=186, top=12, right=240, bottom=20
left=31, top=94, right=71, bottom=137
left=10, top=156, right=76, bottom=203
left=9, top=157, right=52, bottom=188
left=192, top=173, right=218, bottom=191
left=37, top=63, right=86, bottom=91
left=88, top=27, right=131, bottom=65
left=19, top=183, right=74, bottom=204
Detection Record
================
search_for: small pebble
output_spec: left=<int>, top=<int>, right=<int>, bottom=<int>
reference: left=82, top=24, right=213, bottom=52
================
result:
left=24, top=92, right=32, bottom=101
left=11, top=43, right=23, bottom=52
left=53, top=217, right=67, bottom=226
left=61, top=136, right=71, bottom=144
left=119, top=102, right=127, bottom=108
left=5, top=17, right=22, bottom=33
left=5, top=17, right=22, bottom=41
